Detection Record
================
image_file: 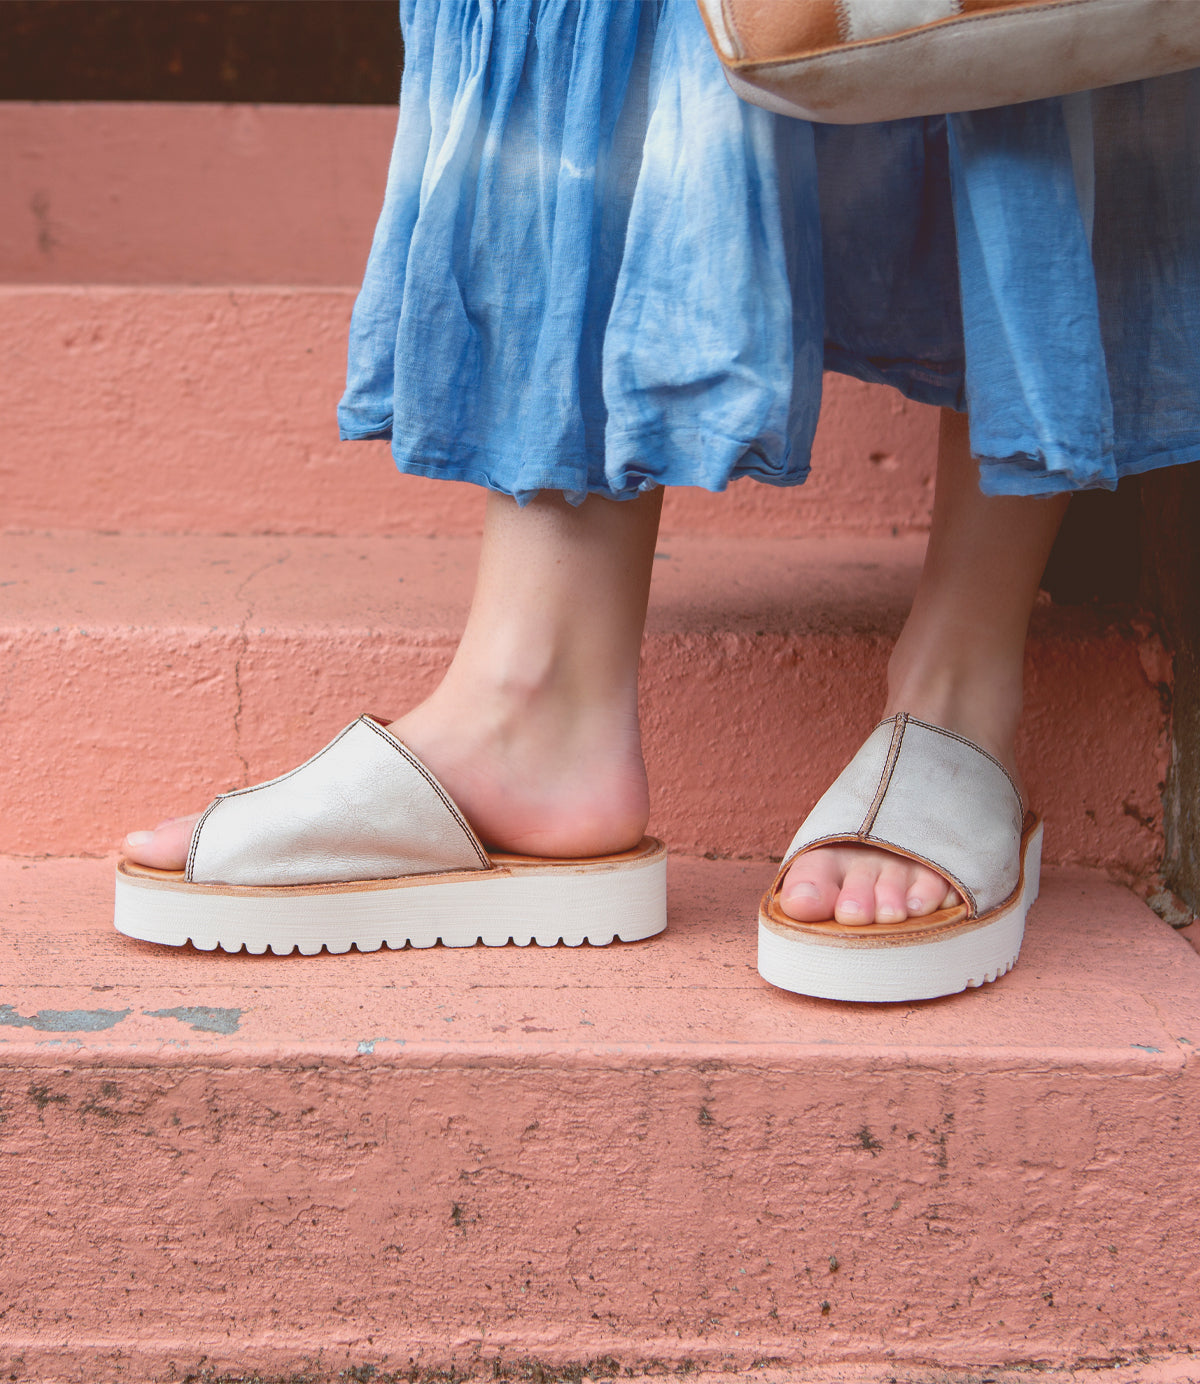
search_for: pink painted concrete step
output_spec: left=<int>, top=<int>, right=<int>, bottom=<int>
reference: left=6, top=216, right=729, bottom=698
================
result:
left=1, top=532, right=1168, bottom=869
left=1, top=853, right=1198, bottom=1381
left=0, top=285, right=938, bottom=539
left=1, top=99, right=938, bottom=539
left=0, top=103, right=394, bottom=286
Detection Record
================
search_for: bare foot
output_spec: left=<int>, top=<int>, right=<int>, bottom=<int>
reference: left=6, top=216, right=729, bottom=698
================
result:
left=778, top=704, right=1022, bottom=927
left=777, top=407, right=1061, bottom=929
left=124, top=488, right=665, bottom=875
left=780, top=843, right=960, bottom=925
left=124, top=816, right=200, bottom=872
left=122, top=699, right=650, bottom=872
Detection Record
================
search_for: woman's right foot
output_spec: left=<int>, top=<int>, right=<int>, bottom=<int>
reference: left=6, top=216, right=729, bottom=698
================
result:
left=122, top=697, right=651, bottom=872
left=124, top=489, right=666, bottom=874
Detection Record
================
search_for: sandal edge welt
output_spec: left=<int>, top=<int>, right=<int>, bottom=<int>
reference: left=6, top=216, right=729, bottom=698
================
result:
left=114, top=836, right=668, bottom=954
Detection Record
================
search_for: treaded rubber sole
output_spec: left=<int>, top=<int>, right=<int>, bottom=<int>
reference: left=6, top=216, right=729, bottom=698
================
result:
left=757, top=821, right=1043, bottom=1003
left=114, top=838, right=667, bottom=955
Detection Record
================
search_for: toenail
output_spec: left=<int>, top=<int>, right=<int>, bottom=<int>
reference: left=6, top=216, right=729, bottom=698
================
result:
left=907, top=897, right=923, bottom=912
left=878, top=906, right=903, bottom=922
left=839, top=901, right=863, bottom=918
left=125, top=831, right=155, bottom=848
left=789, top=882, right=820, bottom=900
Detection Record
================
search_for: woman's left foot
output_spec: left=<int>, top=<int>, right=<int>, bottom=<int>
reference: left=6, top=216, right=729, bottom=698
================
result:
left=779, top=840, right=960, bottom=925
left=760, top=712, right=1039, bottom=1002
left=778, top=699, right=1022, bottom=925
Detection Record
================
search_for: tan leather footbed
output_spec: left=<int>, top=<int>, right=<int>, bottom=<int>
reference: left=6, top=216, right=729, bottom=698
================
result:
left=117, top=836, right=666, bottom=897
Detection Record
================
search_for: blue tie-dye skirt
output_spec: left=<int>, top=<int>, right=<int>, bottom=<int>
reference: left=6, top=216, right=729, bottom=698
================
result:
left=338, top=0, right=1200, bottom=503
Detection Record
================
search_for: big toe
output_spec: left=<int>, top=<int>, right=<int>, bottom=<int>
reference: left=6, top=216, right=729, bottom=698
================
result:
left=778, top=852, right=842, bottom=922
left=123, top=814, right=198, bottom=871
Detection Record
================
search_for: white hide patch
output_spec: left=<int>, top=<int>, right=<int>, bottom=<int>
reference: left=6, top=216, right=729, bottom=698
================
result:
left=841, top=0, right=961, bottom=43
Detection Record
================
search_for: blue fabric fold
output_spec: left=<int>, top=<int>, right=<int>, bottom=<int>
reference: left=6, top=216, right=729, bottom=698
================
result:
left=339, top=0, right=1200, bottom=502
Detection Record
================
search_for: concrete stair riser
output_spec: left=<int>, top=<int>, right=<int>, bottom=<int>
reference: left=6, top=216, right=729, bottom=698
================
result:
left=0, top=288, right=938, bottom=540
left=2, top=856, right=1198, bottom=1380
left=0, top=534, right=1168, bottom=867
left=1, top=101, right=937, bottom=539
left=1, top=103, right=394, bottom=287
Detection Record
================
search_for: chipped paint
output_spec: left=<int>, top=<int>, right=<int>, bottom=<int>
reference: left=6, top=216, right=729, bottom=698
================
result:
left=0, top=1004, right=130, bottom=1032
left=355, top=1037, right=406, bottom=1054
left=144, top=1005, right=242, bottom=1035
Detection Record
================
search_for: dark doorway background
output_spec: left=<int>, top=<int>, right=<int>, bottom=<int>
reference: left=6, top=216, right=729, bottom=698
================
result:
left=0, top=1, right=402, bottom=104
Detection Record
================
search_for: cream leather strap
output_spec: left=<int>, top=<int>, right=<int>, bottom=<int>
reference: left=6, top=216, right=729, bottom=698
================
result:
left=782, top=714, right=1024, bottom=918
left=187, top=716, right=492, bottom=887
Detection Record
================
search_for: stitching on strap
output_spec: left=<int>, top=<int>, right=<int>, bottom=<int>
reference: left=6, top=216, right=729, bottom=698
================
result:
left=185, top=796, right=224, bottom=882
left=860, top=713, right=907, bottom=836
left=363, top=717, right=492, bottom=869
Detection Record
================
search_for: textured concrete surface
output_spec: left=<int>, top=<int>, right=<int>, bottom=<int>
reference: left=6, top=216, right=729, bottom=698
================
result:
left=0, top=102, right=394, bottom=285
left=2, top=103, right=938, bottom=536
left=1, top=854, right=1198, bottom=1381
left=0, top=285, right=939, bottom=538
left=0, top=533, right=1169, bottom=866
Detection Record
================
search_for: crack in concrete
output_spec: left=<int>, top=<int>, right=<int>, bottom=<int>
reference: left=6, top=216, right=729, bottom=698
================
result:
left=229, top=549, right=291, bottom=782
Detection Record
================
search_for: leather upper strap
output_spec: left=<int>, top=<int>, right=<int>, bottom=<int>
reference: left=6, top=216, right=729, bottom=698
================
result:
left=187, top=716, right=492, bottom=886
left=782, top=714, right=1024, bottom=918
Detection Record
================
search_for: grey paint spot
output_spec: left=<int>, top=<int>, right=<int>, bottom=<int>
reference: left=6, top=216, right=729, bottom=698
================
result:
left=145, top=1006, right=242, bottom=1035
left=0, top=1005, right=130, bottom=1032
left=357, top=1039, right=377, bottom=1055
left=1131, top=1043, right=1164, bottom=1054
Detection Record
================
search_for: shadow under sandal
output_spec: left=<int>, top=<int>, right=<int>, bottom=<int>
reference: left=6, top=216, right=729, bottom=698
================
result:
left=758, top=713, right=1042, bottom=1004
left=114, top=715, right=667, bottom=955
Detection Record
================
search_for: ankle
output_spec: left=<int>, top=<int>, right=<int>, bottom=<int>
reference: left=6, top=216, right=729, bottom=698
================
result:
left=884, top=655, right=1023, bottom=771
left=390, top=686, right=649, bottom=858
left=411, top=663, right=639, bottom=756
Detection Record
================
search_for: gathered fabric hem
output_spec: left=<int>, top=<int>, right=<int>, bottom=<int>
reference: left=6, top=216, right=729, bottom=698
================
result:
left=346, top=421, right=815, bottom=504
left=339, top=0, right=1200, bottom=504
left=979, top=439, right=1200, bottom=497
left=343, top=411, right=1200, bottom=504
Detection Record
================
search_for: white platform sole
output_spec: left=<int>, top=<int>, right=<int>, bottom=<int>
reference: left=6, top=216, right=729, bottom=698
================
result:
left=114, top=838, right=667, bottom=955
left=758, top=821, right=1043, bottom=1003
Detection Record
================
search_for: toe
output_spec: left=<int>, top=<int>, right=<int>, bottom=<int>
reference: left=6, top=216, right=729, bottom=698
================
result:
left=904, top=863, right=960, bottom=917
left=779, top=852, right=841, bottom=922
left=123, top=813, right=199, bottom=871
left=833, top=860, right=883, bottom=926
left=871, top=858, right=914, bottom=923
left=777, top=846, right=962, bottom=926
